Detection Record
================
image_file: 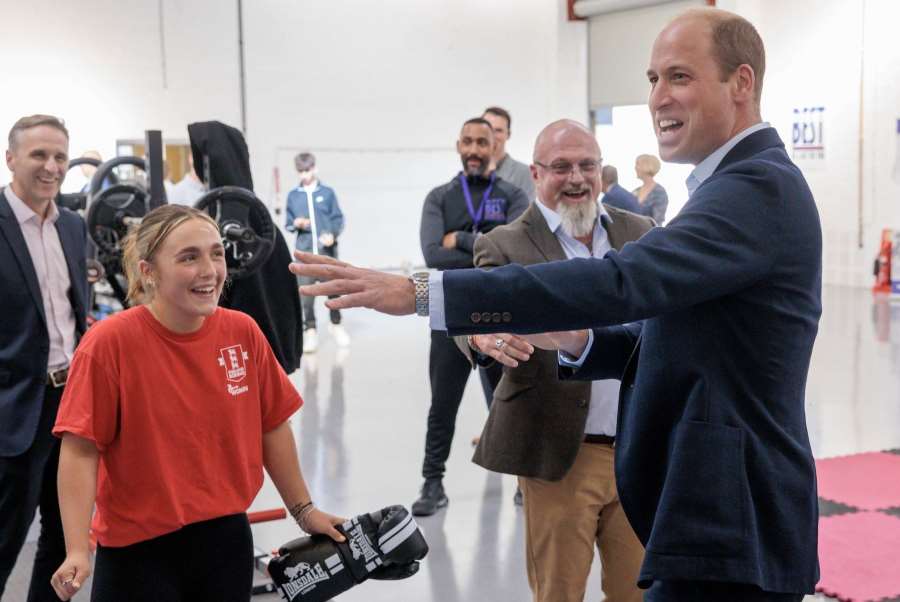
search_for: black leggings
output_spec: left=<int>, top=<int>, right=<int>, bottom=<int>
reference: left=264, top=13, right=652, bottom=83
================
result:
left=91, top=513, right=253, bottom=602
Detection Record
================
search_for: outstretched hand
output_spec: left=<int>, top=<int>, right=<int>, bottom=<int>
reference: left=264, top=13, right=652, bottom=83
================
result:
left=521, top=330, right=591, bottom=358
left=289, top=251, right=416, bottom=316
left=470, top=333, right=534, bottom=368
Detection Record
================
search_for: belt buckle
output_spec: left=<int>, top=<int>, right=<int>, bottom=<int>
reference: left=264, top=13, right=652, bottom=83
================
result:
left=48, top=368, right=68, bottom=388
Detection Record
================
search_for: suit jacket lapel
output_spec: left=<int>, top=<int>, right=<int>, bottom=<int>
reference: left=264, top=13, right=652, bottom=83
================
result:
left=55, top=215, right=85, bottom=331
left=0, top=190, right=46, bottom=325
left=715, top=127, right=783, bottom=175
left=602, top=209, right=633, bottom=252
left=522, top=203, right=567, bottom=262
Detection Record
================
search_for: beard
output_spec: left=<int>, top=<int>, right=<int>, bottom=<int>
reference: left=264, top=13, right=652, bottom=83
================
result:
left=461, top=155, right=488, bottom=177
left=557, top=198, right=598, bottom=238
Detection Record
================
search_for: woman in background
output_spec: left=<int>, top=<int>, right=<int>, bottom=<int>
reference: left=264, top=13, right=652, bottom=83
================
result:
left=632, top=154, right=668, bottom=225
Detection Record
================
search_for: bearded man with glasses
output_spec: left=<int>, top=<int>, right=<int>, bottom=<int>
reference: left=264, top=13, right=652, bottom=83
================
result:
left=454, top=120, right=654, bottom=602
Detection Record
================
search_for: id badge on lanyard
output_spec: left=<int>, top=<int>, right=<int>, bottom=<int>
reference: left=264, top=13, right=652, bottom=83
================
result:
left=459, top=172, right=496, bottom=233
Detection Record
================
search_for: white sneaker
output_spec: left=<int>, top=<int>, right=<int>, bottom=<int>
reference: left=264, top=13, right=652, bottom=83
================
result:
left=303, top=329, right=318, bottom=353
left=330, top=324, right=351, bottom=347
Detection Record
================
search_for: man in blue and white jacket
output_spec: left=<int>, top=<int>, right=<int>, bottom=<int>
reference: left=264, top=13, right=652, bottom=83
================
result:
left=285, top=152, right=348, bottom=352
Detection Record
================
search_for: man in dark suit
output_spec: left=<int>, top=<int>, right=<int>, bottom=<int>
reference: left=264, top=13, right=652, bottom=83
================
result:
left=457, top=120, right=653, bottom=602
left=0, top=115, right=89, bottom=602
left=291, top=8, right=820, bottom=600
left=600, top=165, right=642, bottom=214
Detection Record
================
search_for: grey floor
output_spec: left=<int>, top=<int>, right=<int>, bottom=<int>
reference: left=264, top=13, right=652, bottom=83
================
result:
left=6, top=283, right=895, bottom=601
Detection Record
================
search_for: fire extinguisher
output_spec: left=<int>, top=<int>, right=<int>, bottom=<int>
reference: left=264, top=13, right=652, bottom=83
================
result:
left=873, top=228, right=892, bottom=293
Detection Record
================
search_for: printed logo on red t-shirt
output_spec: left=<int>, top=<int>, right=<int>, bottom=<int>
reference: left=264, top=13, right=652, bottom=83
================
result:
left=218, top=345, right=250, bottom=396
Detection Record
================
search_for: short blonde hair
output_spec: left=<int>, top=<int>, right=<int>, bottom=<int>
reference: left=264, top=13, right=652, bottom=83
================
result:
left=635, top=154, right=661, bottom=177
left=122, top=205, right=220, bottom=305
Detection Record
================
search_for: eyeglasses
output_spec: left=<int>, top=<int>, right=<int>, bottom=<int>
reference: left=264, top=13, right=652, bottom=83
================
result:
left=534, top=160, right=601, bottom=177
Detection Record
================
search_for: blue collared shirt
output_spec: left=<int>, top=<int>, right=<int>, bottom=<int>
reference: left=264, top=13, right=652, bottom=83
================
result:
left=685, top=122, right=770, bottom=197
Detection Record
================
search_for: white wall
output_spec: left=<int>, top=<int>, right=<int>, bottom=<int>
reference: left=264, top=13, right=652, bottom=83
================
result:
left=0, top=0, right=241, bottom=190
left=588, top=0, right=900, bottom=287
left=734, top=0, right=900, bottom=287
left=587, top=0, right=700, bottom=107
left=8, top=0, right=896, bottom=285
left=243, top=0, right=588, bottom=268
left=0, top=0, right=588, bottom=269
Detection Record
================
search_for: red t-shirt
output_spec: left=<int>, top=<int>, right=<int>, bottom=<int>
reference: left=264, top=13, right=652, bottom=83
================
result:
left=53, top=306, right=302, bottom=547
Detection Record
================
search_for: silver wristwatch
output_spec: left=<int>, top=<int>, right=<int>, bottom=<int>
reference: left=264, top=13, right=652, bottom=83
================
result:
left=410, top=272, right=430, bottom=317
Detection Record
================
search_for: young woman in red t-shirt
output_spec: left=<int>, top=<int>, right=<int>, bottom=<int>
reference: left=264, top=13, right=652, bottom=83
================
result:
left=50, top=205, right=343, bottom=601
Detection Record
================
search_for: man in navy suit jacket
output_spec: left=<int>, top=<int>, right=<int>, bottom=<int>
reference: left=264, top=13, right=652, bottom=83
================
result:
left=291, top=8, right=820, bottom=601
left=600, top=165, right=642, bottom=214
left=0, top=115, right=88, bottom=602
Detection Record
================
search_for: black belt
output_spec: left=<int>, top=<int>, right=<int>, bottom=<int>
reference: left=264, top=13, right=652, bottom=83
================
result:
left=584, top=433, right=615, bottom=445
left=47, top=367, right=69, bottom=388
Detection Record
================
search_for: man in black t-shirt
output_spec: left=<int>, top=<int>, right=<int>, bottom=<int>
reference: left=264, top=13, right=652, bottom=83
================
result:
left=413, top=117, right=529, bottom=516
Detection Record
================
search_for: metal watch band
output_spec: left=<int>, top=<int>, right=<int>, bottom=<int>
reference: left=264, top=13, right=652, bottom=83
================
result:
left=410, top=272, right=430, bottom=317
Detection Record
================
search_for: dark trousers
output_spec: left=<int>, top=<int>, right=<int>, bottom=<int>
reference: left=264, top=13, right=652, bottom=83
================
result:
left=91, top=513, right=254, bottom=602
left=644, top=580, right=805, bottom=601
left=0, top=385, right=66, bottom=602
left=422, top=331, right=502, bottom=480
left=297, top=243, right=341, bottom=329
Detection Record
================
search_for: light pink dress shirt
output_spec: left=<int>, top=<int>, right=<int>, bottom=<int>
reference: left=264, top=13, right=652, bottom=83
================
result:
left=4, top=187, right=76, bottom=370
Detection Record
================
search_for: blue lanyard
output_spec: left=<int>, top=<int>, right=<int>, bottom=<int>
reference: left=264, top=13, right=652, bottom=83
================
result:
left=459, top=171, right=496, bottom=232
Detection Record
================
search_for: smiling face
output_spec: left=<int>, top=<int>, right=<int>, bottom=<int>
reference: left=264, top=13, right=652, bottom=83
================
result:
left=647, top=16, right=745, bottom=165
left=531, top=121, right=602, bottom=213
left=141, top=218, right=226, bottom=333
left=456, top=122, right=494, bottom=177
left=5, top=125, right=69, bottom=210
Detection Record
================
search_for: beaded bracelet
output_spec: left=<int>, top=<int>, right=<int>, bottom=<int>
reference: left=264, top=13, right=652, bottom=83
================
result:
left=289, top=500, right=316, bottom=534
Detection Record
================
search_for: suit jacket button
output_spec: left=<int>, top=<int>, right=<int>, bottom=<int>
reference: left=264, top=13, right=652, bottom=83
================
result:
left=471, top=312, right=481, bottom=323
left=481, top=312, right=492, bottom=323
left=577, top=399, right=588, bottom=408
left=502, top=312, right=512, bottom=323
left=491, top=312, right=502, bottom=323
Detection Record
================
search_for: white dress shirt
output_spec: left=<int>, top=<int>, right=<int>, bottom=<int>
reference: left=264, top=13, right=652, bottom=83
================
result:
left=5, top=187, right=76, bottom=370
left=533, top=200, right=621, bottom=436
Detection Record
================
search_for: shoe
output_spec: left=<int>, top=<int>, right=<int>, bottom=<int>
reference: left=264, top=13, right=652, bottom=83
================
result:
left=335, top=347, right=350, bottom=365
left=330, top=323, right=351, bottom=347
left=513, top=487, right=523, bottom=506
left=411, top=479, right=448, bottom=516
left=303, top=329, right=318, bottom=353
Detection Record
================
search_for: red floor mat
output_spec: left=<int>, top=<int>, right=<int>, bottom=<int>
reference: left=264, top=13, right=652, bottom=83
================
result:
left=816, top=452, right=900, bottom=510
left=817, top=512, right=900, bottom=602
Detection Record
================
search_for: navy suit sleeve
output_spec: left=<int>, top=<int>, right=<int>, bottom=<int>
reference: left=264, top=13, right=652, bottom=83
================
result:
left=561, top=323, right=642, bottom=381
left=443, top=170, right=781, bottom=335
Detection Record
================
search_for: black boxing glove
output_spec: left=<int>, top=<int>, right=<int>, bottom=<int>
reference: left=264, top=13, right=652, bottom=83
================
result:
left=267, top=505, right=428, bottom=602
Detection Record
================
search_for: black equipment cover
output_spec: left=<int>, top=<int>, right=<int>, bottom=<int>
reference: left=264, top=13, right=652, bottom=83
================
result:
left=187, top=121, right=302, bottom=373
